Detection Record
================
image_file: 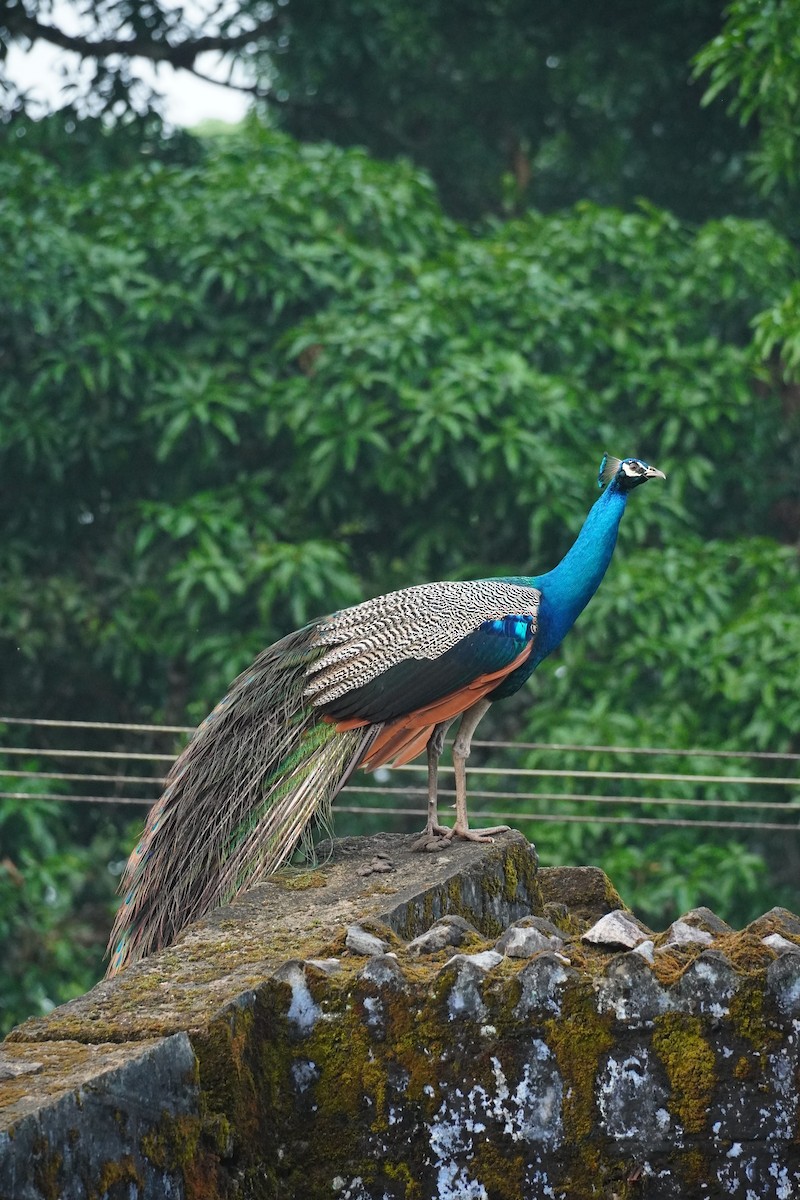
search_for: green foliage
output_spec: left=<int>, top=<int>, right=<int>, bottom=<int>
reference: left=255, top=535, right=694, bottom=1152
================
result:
left=753, top=281, right=800, bottom=383
left=694, top=0, right=800, bottom=198
left=0, top=763, right=135, bottom=1031
left=1, top=0, right=770, bottom=222
left=268, top=0, right=763, bottom=222
left=0, top=124, right=452, bottom=716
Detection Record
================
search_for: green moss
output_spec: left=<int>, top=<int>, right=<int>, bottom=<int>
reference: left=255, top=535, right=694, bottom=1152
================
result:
left=651, top=946, right=701, bottom=987
left=546, top=1008, right=618, bottom=1137
left=32, top=1139, right=63, bottom=1200
left=92, top=1156, right=142, bottom=1200
left=192, top=1003, right=261, bottom=1156
left=682, top=1147, right=710, bottom=1191
left=472, top=1140, right=525, bottom=1198
left=141, top=1110, right=225, bottom=1200
left=385, top=1160, right=420, bottom=1200
left=275, top=870, right=328, bottom=891
left=141, top=1113, right=201, bottom=1170
left=652, top=1013, right=715, bottom=1134
left=544, top=994, right=614, bottom=1140
left=729, top=982, right=782, bottom=1048
left=505, top=841, right=541, bottom=910
left=503, top=857, right=519, bottom=902
left=715, top=930, right=775, bottom=974
left=480, top=869, right=502, bottom=899
left=734, top=1055, right=751, bottom=1080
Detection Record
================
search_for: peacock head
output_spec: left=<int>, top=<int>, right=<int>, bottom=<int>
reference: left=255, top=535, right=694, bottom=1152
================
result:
left=598, top=454, right=666, bottom=493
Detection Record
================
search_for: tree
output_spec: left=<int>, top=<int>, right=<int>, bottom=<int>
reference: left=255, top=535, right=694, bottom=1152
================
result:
left=0, top=0, right=279, bottom=112
left=272, top=0, right=763, bottom=219
left=694, top=0, right=800, bottom=199
left=2, top=0, right=765, bottom=220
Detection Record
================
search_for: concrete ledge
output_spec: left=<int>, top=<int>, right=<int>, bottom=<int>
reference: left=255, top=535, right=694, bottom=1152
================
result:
left=0, top=1035, right=198, bottom=1200
left=2, top=831, right=800, bottom=1199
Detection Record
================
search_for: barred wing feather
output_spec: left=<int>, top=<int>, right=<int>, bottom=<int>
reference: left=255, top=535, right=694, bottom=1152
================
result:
left=304, top=579, right=541, bottom=713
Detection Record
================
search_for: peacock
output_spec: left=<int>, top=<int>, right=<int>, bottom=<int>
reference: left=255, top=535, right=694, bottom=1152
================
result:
left=107, top=454, right=664, bottom=975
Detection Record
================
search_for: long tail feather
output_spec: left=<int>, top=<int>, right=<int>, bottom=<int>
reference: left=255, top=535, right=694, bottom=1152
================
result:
left=107, top=627, right=379, bottom=976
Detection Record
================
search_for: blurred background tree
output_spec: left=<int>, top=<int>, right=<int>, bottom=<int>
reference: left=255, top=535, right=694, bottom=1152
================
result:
left=1, top=0, right=799, bottom=1034
left=0, top=0, right=772, bottom=217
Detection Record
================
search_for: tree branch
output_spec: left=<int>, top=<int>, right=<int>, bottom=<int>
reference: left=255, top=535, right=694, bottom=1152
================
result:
left=10, top=10, right=280, bottom=71
left=183, top=62, right=264, bottom=96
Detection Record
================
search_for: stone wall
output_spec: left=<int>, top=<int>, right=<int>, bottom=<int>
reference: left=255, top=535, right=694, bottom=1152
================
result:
left=2, top=831, right=799, bottom=1199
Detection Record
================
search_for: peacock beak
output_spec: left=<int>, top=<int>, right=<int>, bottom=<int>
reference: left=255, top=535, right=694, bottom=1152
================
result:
left=644, top=465, right=666, bottom=481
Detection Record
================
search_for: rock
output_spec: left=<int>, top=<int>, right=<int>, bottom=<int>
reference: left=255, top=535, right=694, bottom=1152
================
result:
left=0, top=1035, right=200, bottom=1200
left=582, top=910, right=650, bottom=950
left=5, top=834, right=800, bottom=1200
left=631, top=940, right=655, bottom=963
left=441, top=958, right=490, bottom=1022
left=357, top=856, right=395, bottom=877
left=508, top=914, right=565, bottom=938
left=407, top=915, right=478, bottom=955
left=496, top=925, right=563, bottom=958
left=345, top=925, right=390, bottom=956
left=444, top=950, right=503, bottom=972
left=375, top=831, right=540, bottom=939
left=597, top=953, right=673, bottom=1023
left=359, top=956, right=407, bottom=989
left=542, top=901, right=570, bottom=931
left=747, top=907, right=800, bottom=939
left=306, top=958, right=342, bottom=974
left=762, top=934, right=798, bottom=954
left=767, top=948, right=800, bottom=1015
left=677, top=906, right=733, bottom=935
left=515, top=953, right=577, bottom=1018
left=674, top=952, right=740, bottom=1017
left=0, top=1054, right=43, bottom=1081
left=597, top=1044, right=672, bottom=1146
left=660, top=919, right=714, bottom=949
left=538, top=865, right=625, bottom=926
left=274, top=961, right=322, bottom=1033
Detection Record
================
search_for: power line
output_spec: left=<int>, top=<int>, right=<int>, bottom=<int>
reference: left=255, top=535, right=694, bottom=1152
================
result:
left=335, top=804, right=798, bottom=834
left=1, top=719, right=797, bottom=835
left=3, top=716, right=798, bottom=762
left=0, top=747, right=176, bottom=763
left=0, top=716, right=192, bottom=734
left=2, top=770, right=797, bottom=811
left=473, top=739, right=800, bottom=763
left=0, top=791, right=156, bottom=806
left=393, top=763, right=800, bottom=787
left=1, top=790, right=795, bottom=831
left=1, top=747, right=796, bottom=786
left=346, top=785, right=800, bottom=814
left=0, top=769, right=162, bottom=785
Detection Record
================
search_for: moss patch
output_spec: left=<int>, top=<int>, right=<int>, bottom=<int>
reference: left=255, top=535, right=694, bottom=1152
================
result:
left=273, top=870, right=328, bottom=892
left=652, top=1013, right=715, bottom=1134
left=544, top=992, right=614, bottom=1140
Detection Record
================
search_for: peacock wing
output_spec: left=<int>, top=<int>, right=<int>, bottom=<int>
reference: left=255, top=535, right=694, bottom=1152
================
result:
left=304, top=579, right=541, bottom=724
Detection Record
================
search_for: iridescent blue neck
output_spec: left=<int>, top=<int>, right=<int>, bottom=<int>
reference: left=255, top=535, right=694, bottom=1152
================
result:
left=529, top=484, right=628, bottom=661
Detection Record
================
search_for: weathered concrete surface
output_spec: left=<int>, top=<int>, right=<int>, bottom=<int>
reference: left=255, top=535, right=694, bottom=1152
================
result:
left=0, top=1036, right=199, bottom=1200
left=2, top=831, right=800, bottom=1199
left=5, top=833, right=539, bottom=1045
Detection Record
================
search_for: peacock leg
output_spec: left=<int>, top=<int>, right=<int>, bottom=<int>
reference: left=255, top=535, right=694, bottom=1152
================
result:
left=412, top=719, right=456, bottom=849
left=447, top=698, right=510, bottom=843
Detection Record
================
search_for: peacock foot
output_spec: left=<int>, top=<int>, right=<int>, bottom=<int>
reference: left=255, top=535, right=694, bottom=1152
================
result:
left=410, top=823, right=453, bottom=852
left=444, top=824, right=511, bottom=843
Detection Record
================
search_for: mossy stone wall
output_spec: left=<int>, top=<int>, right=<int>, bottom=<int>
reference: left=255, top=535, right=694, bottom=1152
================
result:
left=2, top=832, right=799, bottom=1199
